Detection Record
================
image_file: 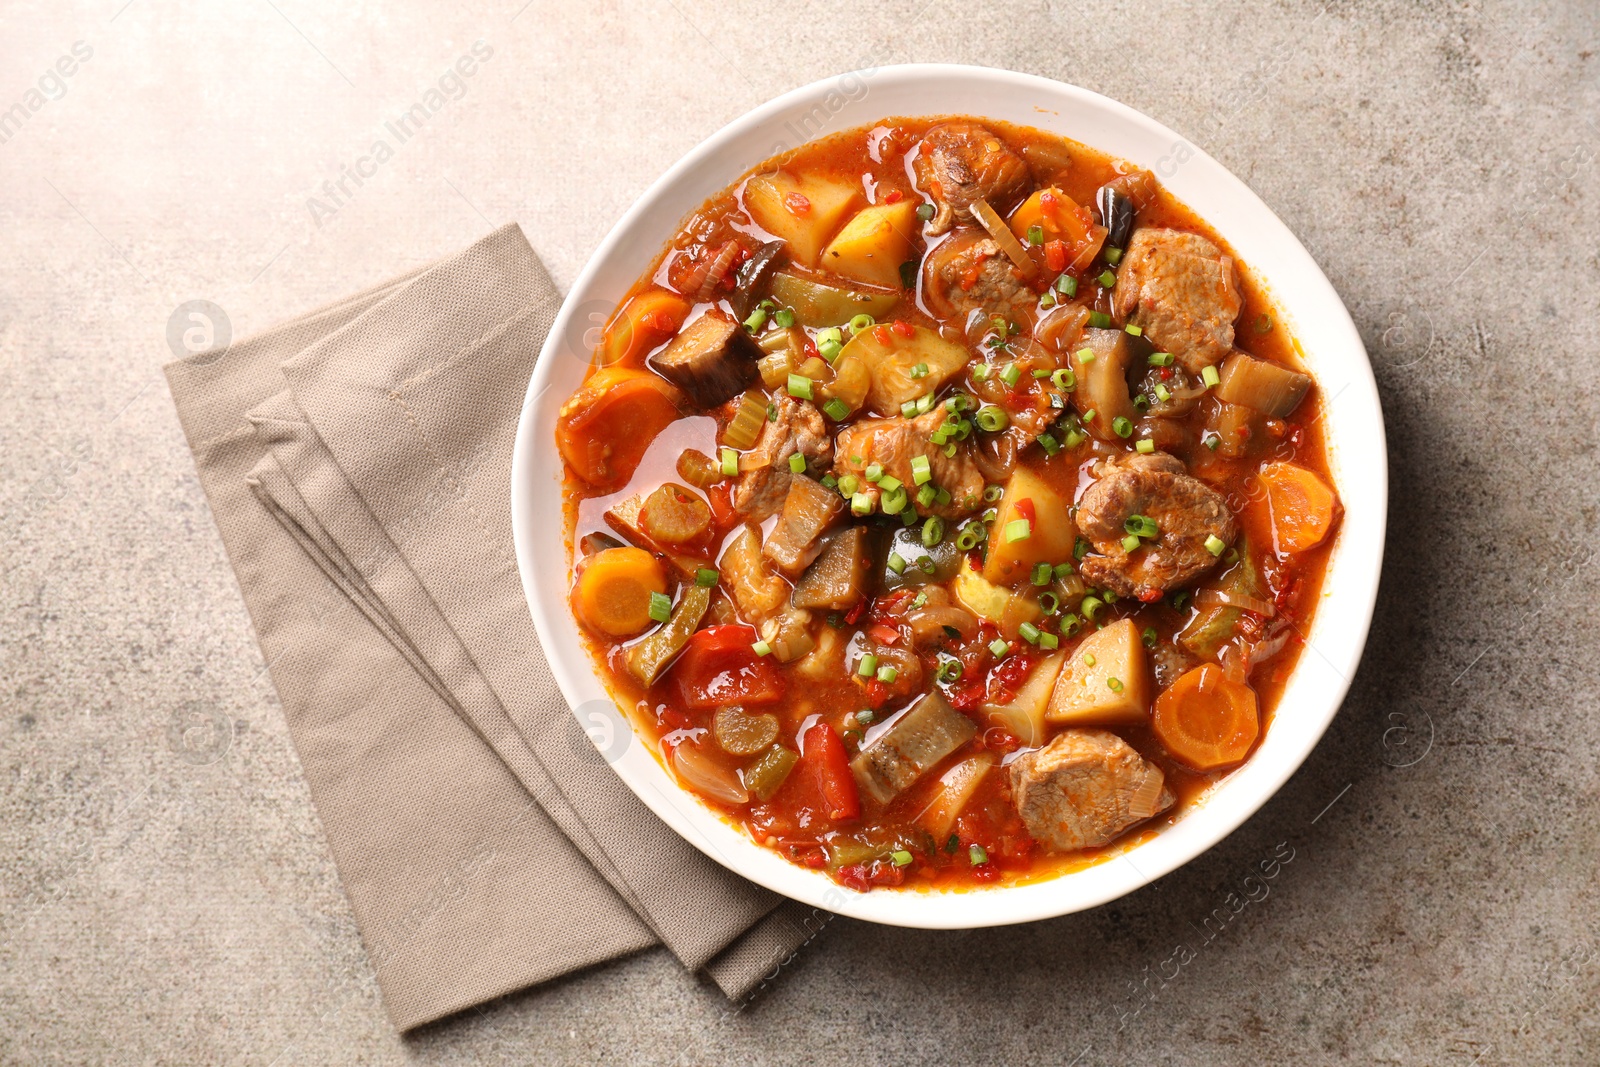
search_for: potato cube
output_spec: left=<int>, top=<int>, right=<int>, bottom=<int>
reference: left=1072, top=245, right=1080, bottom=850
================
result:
left=820, top=201, right=918, bottom=289
left=982, top=468, right=1076, bottom=585
left=744, top=172, right=861, bottom=267
left=1045, top=618, right=1151, bottom=725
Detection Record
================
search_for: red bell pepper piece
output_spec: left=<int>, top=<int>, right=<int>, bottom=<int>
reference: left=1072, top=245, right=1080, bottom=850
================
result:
left=780, top=721, right=860, bottom=826
left=669, top=625, right=784, bottom=710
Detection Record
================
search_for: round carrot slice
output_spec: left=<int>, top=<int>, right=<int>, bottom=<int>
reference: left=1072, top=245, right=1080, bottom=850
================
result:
left=556, top=367, right=682, bottom=488
left=601, top=289, right=690, bottom=367
left=1152, top=664, right=1260, bottom=771
left=571, top=546, right=667, bottom=637
left=1259, top=461, right=1341, bottom=554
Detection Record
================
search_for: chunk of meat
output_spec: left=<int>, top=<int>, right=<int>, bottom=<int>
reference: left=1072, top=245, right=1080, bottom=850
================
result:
left=1074, top=451, right=1237, bottom=600
left=922, top=229, right=1036, bottom=326
left=1113, top=228, right=1242, bottom=375
left=1009, top=729, right=1175, bottom=852
left=913, top=123, right=1032, bottom=236
left=650, top=309, right=759, bottom=407
left=833, top=409, right=985, bottom=519
left=733, top=395, right=833, bottom=521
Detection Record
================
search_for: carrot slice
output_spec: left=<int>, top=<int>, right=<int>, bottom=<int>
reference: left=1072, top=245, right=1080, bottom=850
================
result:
left=572, top=546, right=667, bottom=637
left=556, top=367, right=682, bottom=487
left=1152, top=664, right=1260, bottom=771
left=600, top=289, right=690, bottom=367
left=1259, top=461, right=1341, bottom=554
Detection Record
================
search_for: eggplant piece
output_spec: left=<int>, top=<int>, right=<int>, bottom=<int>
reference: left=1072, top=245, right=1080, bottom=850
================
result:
left=649, top=309, right=759, bottom=408
left=850, top=690, right=977, bottom=806
left=762, top=475, right=844, bottom=577
left=1096, top=184, right=1136, bottom=250
left=729, top=240, right=786, bottom=319
left=1215, top=351, right=1312, bottom=417
left=791, top=527, right=871, bottom=611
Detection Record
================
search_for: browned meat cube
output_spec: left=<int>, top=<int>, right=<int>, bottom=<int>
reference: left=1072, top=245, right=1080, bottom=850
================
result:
left=833, top=409, right=985, bottom=520
left=732, top=395, right=834, bottom=522
left=1074, top=451, right=1236, bottom=601
left=761, top=474, right=844, bottom=577
left=1009, top=729, right=1174, bottom=852
left=913, top=123, right=1031, bottom=236
left=1113, top=228, right=1242, bottom=375
left=920, top=229, right=1035, bottom=325
left=649, top=309, right=759, bottom=408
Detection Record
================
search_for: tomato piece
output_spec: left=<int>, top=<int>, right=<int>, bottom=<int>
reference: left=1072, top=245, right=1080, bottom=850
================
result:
left=669, top=625, right=784, bottom=710
left=784, top=192, right=811, bottom=215
left=1044, top=239, right=1068, bottom=272
left=891, top=319, right=915, bottom=338
left=779, top=722, right=860, bottom=826
left=883, top=189, right=904, bottom=204
left=866, top=623, right=900, bottom=645
left=1014, top=498, right=1037, bottom=526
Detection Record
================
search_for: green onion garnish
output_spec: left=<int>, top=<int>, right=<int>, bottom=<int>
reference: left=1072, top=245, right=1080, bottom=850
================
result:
left=969, top=844, right=988, bottom=865
left=1055, top=274, right=1078, bottom=296
left=910, top=455, right=932, bottom=484
left=922, top=516, right=945, bottom=547
left=1125, top=514, right=1159, bottom=538
left=1148, top=352, right=1174, bottom=367
left=999, top=363, right=1021, bottom=388
left=851, top=492, right=873, bottom=516
left=838, top=474, right=860, bottom=496
left=743, top=307, right=767, bottom=332
left=1038, top=432, right=1060, bottom=456
left=1112, top=416, right=1133, bottom=438
left=988, top=638, right=1009, bottom=659
left=891, top=849, right=914, bottom=867
left=823, top=397, right=851, bottom=421
left=1205, top=534, right=1227, bottom=556
left=1098, top=270, right=1117, bottom=289
left=848, top=313, right=875, bottom=332
left=1004, top=518, right=1031, bottom=543
left=857, top=653, right=878, bottom=677
left=1019, top=621, right=1041, bottom=644
left=1051, top=368, right=1076, bottom=390
left=976, top=406, right=1009, bottom=433
left=877, top=664, right=899, bottom=684
left=1105, top=247, right=1123, bottom=265
left=695, top=567, right=719, bottom=588
left=751, top=639, right=772, bottom=657
left=788, top=453, right=806, bottom=474
left=1135, top=439, right=1155, bottom=454
left=647, top=592, right=672, bottom=624
left=1107, top=677, right=1124, bottom=692
left=719, top=447, right=738, bottom=477
left=1087, top=311, right=1112, bottom=329
left=1202, top=364, right=1221, bottom=388
left=774, top=308, right=795, bottom=329
left=1124, top=323, right=1142, bottom=337
left=1122, top=534, right=1141, bottom=552
left=1039, top=632, right=1060, bottom=650
left=1142, top=627, right=1158, bottom=648
left=1081, top=596, right=1104, bottom=621
left=887, top=552, right=907, bottom=575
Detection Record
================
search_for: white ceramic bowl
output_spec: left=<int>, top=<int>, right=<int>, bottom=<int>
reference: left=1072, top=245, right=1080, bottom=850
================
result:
left=512, top=64, right=1386, bottom=928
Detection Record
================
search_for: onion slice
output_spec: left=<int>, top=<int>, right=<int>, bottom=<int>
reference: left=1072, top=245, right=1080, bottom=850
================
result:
left=970, top=197, right=1036, bottom=276
left=1194, top=588, right=1276, bottom=618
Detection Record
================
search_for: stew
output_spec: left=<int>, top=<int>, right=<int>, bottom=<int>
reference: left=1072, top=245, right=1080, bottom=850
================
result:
left=557, top=117, right=1341, bottom=892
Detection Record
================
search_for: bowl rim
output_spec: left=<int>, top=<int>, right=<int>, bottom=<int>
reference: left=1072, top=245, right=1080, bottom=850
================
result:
left=512, top=63, right=1387, bottom=928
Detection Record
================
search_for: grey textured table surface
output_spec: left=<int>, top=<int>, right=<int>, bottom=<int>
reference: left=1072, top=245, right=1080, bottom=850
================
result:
left=3, top=1, right=1598, bottom=1063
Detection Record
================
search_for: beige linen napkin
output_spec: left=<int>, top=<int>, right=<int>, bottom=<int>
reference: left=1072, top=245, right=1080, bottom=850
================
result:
left=164, top=224, right=820, bottom=1030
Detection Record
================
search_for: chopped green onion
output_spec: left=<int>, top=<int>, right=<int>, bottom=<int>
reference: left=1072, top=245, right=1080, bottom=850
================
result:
left=720, top=447, right=739, bottom=477
left=1124, top=514, right=1159, bottom=538
left=823, top=397, right=851, bottom=421
left=1107, top=676, right=1124, bottom=693
left=863, top=463, right=883, bottom=483
left=816, top=326, right=843, bottom=357
left=774, top=308, right=795, bottom=329
left=1142, top=627, right=1158, bottom=648
left=837, top=474, right=860, bottom=496
left=1122, top=534, right=1142, bottom=553
left=891, top=849, right=914, bottom=867
left=915, top=392, right=935, bottom=415
left=1060, top=614, right=1082, bottom=636
left=788, top=453, right=807, bottom=474
left=1055, top=274, right=1078, bottom=296
left=647, top=591, right=672, bottom=624
left=1124, top=323, right=1142, bottom=337
left=910, top=455, right=932, bottom=485
left=1204, top=432, right=1221, bottom=451
left=916, top=484, right=938, bottom=508
left=916, top=203, right=935, bottom=222
left=936, top=658, right=963, bottom=683
left=1054, top=562, right=1073, bottom=580
left=1004, top=518, right=1032, bottom=543
left=1201, top=364, right=1221, bottom=388
left=1135, top=439, right=1156, bottom=454
left=878, top=475, right=903, bottom=493
left=887, top=551, right=907, bottom=575
left=910, top=361, right=930, bottom=379
left=849, top=313, right=875, bottom=332
left=821, top=473, right=838, bottom=489
left=988, top=638, right=1010, bottom=658
left=1088, top=311, right=1112, bottom=329
left=1076, top=347, right=1096, bottom=364
left=787, top=373, right=813, bottom=400
left=1037, top=432, right=1061, bottom=456
left=922, top=517, right=945, bottom=547
left=969, top=844, right=988, bottom=865
left=1051, top=368, right=1076, bottom=390
left=851, top=492, right=873, bottom=516
left=1098, top=270, right=1117, bottom=289
left=1170, top=590, right=1193, bottom=612
left=971, top=363, right=992, bottom=381
left=1112, top=416, right=1133, bottom=438
left=1083, top=653, right=1096, bottom=667
left=856, top=709, right=876, bottom=725
left=1081, top=596, right=1104, bottom=621
left=857, top=653, right=878, bottom=678
left=751, top=639, right=772, bottom=657
left=999, top=363, right=1021, bottom=388
left=935, top=487, right=951, bottom=505
left=1026, top=224, right=1044, bottom=246
left=1032, top=562, right=1053, bottom=587
left=1148, top=352, right=1174, bottom=367
left=880, top=486, right=908, bottom=515
left=916, top=554, right=936, bottom=574
left=976, top=406, right=1009, bottom=432
left=695, top=567, right=719, bottom=588
left=1039, top=632, right=1060, bottom=650
left=983, top=483, right=1005, bottom=503
left=945, top=834, right=961, bottom=854
left=1205, top=534, right=1227, bottom=556
left=876, top=664, right=899, bottom=684
left=1082, top=408, right=1097, bottom=423
left=1019, top=622, right=1042, bottom=644
left=1040, top=290, right=1057, bottom=309
left=900, top=399, right=918, bottom=418
left=1153, top=383, right=1171, bottom=402
left=955, top=525, right=982, bottom=551
left=1039, top=591, right=1060, bottom=614
left=1105, top=247, right=1124, bottom=266
left=1074, top=537, right=1090, bottom=561
left=743, top=307, right=768, bottom=332
left=1032, top=368, right=1052, bottom=379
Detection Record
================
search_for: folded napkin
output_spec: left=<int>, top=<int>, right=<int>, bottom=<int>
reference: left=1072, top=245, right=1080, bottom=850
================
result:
left=164, top=224, right=820, bottom=1030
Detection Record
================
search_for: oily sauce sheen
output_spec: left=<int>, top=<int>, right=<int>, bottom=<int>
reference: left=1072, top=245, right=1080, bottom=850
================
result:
left=558, top=117, right=1339, bottom=894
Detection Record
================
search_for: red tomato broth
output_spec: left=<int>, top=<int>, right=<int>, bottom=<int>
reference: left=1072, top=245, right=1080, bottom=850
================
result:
left=559, top=116, right=1339, bottom=893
